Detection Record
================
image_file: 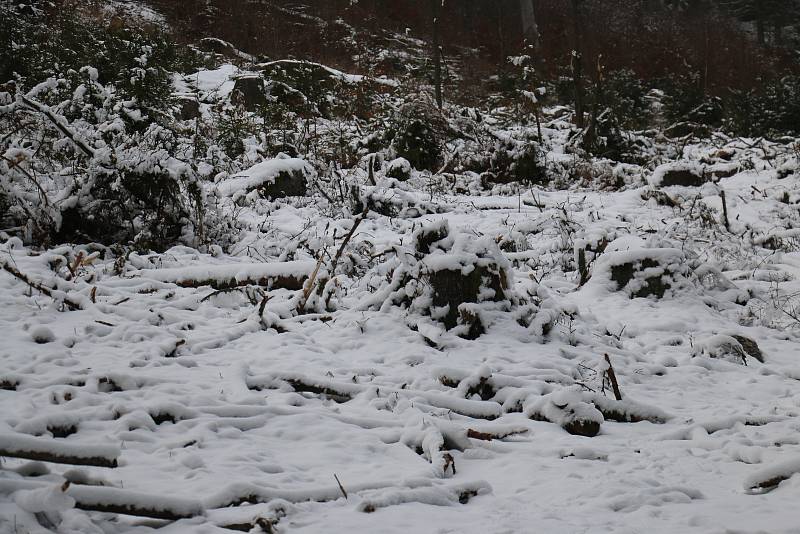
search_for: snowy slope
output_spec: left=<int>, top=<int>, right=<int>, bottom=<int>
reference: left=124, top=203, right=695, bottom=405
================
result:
left=2, top=141, right=800, bottom=533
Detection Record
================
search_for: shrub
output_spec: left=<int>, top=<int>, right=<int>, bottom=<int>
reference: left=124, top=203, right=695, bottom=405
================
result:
left=389, top=99, right=445, bottom=171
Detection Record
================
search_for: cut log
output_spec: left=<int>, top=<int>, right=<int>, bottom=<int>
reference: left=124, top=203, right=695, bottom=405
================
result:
left=0, top=433, right=119, bottom=468
left=0, top=480, right=204, bottom=521
left=131, top=261, right=316, bottom=291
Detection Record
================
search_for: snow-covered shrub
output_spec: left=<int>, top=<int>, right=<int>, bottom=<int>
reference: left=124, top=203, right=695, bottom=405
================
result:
left=660, top=71, right=723, bottom=129
left=724, top=76, right=800, bottom=138
left=1, top=76, right=202, bottom=250
left=603, top=69, right=651, bottom=130
left=472, top=138, right=546, bottom=185
left=389, top=98, right=446, bottom=171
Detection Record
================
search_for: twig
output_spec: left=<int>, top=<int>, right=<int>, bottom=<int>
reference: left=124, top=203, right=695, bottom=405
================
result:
left=333, top=474, right=348, bottom=500
left=330, top=206, right=370, bottom=276
left=720, top=190, right=730, bottom=231
left=0, top=259, right=82, bottom=310
left=20, top=94, right=96, bottom=158
left=604, top=353, right=623, bottom=401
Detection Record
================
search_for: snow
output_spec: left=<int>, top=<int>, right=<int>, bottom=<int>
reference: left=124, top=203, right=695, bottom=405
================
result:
left=5, top=99, right=800, bottom=533
left=14, top=484, right=75, bottom=513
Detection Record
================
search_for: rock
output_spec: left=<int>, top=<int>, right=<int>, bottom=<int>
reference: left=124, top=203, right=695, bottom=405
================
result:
left=732, top=335, right=764, bottom=363
left=216, top=158, right=313, bottom=200
left=175, top=95, right=200, bottom=120
left=386, top=157, right=412, bottom=181
left=262, top=60, right=342, bottom=117
left=650, top=161, right=708, bottom=187
left=231, top=76, right=267, bottom=111
left=664, top=121, right=711, bottom=139
left=198, top=38, right=254, bottom=62
left=266, top=81, right=309, bottom=114
left=641, top=189, right=677, bottom=207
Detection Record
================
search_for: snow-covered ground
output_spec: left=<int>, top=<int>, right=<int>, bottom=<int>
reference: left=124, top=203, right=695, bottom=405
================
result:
left=3, top=139, right=800, bottom=533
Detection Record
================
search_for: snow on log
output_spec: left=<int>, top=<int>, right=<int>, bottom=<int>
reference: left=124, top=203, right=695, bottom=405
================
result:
left=358, top=480, right=491, bottom=513
left=526, top=390, right=604, bottom=437
left=744, top=457, right=800, bottom=493
left=130, top=260, right=316, bottom=291
left=69, top=485, right=205, bottom=520
left=0, top=479, right=205, bottom=520
left=247, top=372, right=503, bottom=420
left=0, top=433, right=119, bottom=468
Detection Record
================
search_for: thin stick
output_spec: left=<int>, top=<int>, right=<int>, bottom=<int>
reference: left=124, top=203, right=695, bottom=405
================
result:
left=330, top=206, right=369, bottom=276
left=333, top=473, right=348, bottom=500
left=720, top=190, right=730, bottom=231
left=604, top=353, right=622, bottom=401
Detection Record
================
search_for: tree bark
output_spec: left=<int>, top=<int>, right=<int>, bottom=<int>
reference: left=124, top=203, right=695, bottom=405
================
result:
left=519, top=0, right=540, bottom=49
left=431, top=0, right=443, bottom=109
left=571, top=0, right=585, bottom=129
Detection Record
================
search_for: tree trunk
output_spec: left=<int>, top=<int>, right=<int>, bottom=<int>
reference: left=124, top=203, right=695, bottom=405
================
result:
left=519, top=0, right=540, bottom=49
left=571, top=0, right=585, bottom=129
left=431, top=0, right=443, bottom=110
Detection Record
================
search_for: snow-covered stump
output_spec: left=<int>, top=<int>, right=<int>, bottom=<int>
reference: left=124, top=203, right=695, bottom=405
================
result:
left=379, top=221, right=514, bottom=339
left=590, top=248, right=691, bottom=299
left=649, top=161, right=710, bottom=188
left=216, top=156, right=313, bottom=201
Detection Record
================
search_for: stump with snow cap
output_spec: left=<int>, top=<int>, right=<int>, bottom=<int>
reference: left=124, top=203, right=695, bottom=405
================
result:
left=591, top=248, right=690, bottom=299
left=386, top=157, right=412, bottom=181
left=380, top=221, right=514, bottom=339
left=417, top=223, right=512, bottom=339
left=216, top=157, right=313, bottom=201
left=649, top=161, right=709, bottom=188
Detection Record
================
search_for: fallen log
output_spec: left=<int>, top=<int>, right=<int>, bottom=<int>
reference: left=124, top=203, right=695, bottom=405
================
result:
left=0, top=479, right=204, bottom=521
left=248, top=372, right=502, bottom=419
left=130, top=261, right=315, bottom=291
left=0, top=433, right=119, bottom=468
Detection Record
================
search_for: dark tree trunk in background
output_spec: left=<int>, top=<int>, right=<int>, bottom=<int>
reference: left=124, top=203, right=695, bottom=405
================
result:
left=571, top=0, right=585, bottom=129
left=431, top=0, right=443, bottom=109
left=520, top=0, right=540, bottom=49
